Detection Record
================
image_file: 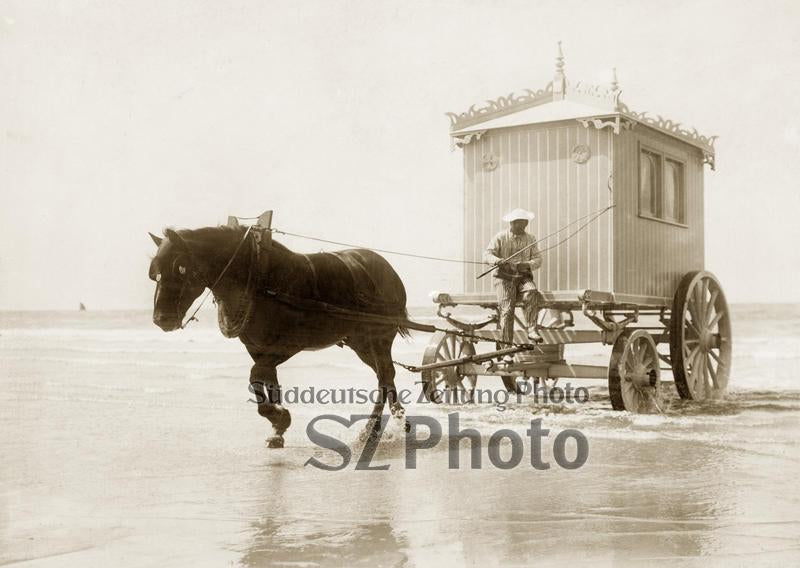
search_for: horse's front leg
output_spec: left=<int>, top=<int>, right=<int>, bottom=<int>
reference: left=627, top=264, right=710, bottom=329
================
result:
left=249, top=361, right=291, bottom=448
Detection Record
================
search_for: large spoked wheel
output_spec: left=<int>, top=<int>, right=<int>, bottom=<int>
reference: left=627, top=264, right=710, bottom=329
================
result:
left=670, top=271, right=732, bottom=400
left=608, top=330, right=662, bottom=413
left=420, top=331, right=478, bottom=404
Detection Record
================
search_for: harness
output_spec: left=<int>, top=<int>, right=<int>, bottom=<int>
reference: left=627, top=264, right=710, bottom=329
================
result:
left=180, top=225, right=258, bottom=337
left=176, top=224, right=542, bottom=356
left=215, top=233, right=259, bottom=338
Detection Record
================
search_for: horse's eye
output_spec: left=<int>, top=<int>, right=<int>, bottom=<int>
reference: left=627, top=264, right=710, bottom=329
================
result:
left=155, top=273, right=162, bottom=282
left=178, top=265, right=186, bottom=275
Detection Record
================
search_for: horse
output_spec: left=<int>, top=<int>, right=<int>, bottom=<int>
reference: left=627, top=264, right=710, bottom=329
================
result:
left=147, top=224, right=411, bottom=448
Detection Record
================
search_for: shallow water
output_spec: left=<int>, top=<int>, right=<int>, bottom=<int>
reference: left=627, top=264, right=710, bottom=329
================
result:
left=1, top=306, right=799, bottom=566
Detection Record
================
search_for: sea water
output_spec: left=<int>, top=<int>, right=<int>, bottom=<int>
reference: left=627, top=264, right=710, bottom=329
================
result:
left=1, top=305, right=799, bottom=566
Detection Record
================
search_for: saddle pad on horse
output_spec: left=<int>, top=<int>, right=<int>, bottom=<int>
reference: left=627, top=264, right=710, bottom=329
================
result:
left=303, top=249, right=406, bottom=316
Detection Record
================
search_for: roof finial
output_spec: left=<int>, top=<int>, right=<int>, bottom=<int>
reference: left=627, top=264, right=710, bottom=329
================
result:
left=556, top=41, right=565, bottom=74
left=611, top=67, right=619, bottom=91
left=553, top=41, right=566, bottom=101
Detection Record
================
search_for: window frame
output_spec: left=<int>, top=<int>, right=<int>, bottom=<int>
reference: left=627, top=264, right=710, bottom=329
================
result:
left=637, top=142, right=689, bottom=229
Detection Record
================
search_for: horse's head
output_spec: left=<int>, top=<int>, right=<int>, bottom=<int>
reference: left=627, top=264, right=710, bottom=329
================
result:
left=148, top=229, right=207, bottom=331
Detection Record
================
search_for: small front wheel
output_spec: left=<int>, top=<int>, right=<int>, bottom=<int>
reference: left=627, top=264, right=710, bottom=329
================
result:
left=608, top=330, right=662, bottom=413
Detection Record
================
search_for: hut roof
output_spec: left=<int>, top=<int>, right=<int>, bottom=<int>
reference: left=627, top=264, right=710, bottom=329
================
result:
left=447, top=43, right=717, bottom=169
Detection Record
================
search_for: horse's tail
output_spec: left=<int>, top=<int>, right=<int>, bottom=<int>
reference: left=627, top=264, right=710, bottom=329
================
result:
left=397, top=322, right=412, bottom=339
left=396, top=309, right=436, bottom=339
left=391, top=307, right=409, bottom=339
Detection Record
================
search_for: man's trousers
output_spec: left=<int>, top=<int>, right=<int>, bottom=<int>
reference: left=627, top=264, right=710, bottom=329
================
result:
left=494, top=277, right=541, bottom=344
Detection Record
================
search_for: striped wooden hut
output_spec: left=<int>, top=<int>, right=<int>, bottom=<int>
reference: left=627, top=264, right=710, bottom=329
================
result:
left=447, top=43, right=717, bottom=307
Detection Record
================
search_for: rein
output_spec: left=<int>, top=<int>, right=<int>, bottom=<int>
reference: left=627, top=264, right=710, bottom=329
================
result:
left=180, top=225, right=255, bottom=330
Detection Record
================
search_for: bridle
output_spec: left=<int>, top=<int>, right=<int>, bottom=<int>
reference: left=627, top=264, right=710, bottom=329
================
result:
left=155, top=225, right=258, bottom=332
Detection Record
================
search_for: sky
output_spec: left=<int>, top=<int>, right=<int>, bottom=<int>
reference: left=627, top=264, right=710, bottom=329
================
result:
left=1, top=0, right=799, bottom=309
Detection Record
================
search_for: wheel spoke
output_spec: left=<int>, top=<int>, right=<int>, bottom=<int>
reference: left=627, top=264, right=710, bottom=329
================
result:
left=686, top=344, right=701, bottom=365
left=639, top=340, right=648, bottom=363
left=699, top=280, right=711, bottom=324
left=692, top=280, right=706, bottom=323
left=687, top=297, right=701, bottom=329
left=630, top=340, right=640, bottom=364
left=624, top=357, right=634, bottom=376
left=708, top=348, right=721, bottom=363
left=687, top=318, right=702, bottom=339
left=708, top=310, right=724, bottom=329
left=699, top=352, right=709, bottom=395
left=691, top=349, right=704, bottom=394
left=699, top=281, right=709, bottom=313
left=707, top=356, right=718, bottom=389
left=441, top=339, right=452, bottom=361
left=706, top=289, right=719, bottom=325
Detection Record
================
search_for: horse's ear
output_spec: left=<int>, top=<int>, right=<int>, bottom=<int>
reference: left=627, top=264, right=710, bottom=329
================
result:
left=148, top=232, right=163, bottom=247
left=164, top=229, right=188, bottom=251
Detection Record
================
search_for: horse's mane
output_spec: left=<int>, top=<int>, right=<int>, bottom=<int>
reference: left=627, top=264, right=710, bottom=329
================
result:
left=163, top=224, right=294, bottom=256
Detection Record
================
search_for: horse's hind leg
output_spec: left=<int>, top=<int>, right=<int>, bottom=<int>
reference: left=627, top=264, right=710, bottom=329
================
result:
left=374, top=337, right=407, bottom=428
left=248, top=351, right=293, bottom=449
left=349, top=333, right=407, bottom=437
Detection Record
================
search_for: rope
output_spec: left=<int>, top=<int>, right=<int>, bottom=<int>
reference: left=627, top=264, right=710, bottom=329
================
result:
left=175, top=207, right=613, bottom=367
left=536, top=204, right=614, bottom=255
left=268, top=229, right=484, bottom=265
left=477, top=204, right=615, bottom=279
left=261, top=203, right=614, bottom=266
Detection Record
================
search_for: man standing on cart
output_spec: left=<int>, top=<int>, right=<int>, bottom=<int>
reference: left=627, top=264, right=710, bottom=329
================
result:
left=484, top=208, right=544, bottom=344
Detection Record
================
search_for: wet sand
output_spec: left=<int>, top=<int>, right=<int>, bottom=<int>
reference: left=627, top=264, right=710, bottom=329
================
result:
left=1, top=306, right=799, bottom=566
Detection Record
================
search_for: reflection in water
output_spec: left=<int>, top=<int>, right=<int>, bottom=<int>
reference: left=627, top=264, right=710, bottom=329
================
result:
left=241, top=517, right=407, bottom=567
left=239, top=450, right=410, bottom=567
left=236, top=387, right=800, bottom=566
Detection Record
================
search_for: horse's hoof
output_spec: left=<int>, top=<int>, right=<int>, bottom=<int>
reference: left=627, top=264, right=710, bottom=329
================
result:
left=357, top=428, right=373, bottom=443
left=266, top=435, right=284, bottom=449
left=358, top=427, right=382, bottom=444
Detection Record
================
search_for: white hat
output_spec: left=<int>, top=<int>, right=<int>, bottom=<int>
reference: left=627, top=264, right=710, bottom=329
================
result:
left=502, top=208, right=535, bottom=223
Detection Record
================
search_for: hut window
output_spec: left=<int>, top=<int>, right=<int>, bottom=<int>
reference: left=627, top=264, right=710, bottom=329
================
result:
left=639, top=147, right=686, bottom=226
left=664, top=158, right=685, bottom=223
left=639, top=149, right=661, bottom=218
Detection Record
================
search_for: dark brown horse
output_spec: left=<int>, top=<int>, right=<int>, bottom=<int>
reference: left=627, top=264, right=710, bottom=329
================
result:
left=148, top=225, right=410, bottom=448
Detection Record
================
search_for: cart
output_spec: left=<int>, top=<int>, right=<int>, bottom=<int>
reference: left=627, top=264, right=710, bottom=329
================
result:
left=417, top=274, right=731, bottom=413
left=414, top=45, right=729, bottom=412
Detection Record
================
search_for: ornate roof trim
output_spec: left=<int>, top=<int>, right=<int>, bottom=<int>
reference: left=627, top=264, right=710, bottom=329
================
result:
left=446, top=83, right=554, bottom=132
left=445, top=80, right=624, bottom=133
left=617, top=102, right=717, bottom=167
left=446, top=43, right=717, bottom=168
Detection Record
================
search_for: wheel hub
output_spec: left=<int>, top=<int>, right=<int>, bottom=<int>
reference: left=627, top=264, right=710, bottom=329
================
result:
left=628, top=364, right=654, bottom=388
left=699, top=329, right=713, bottom=350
